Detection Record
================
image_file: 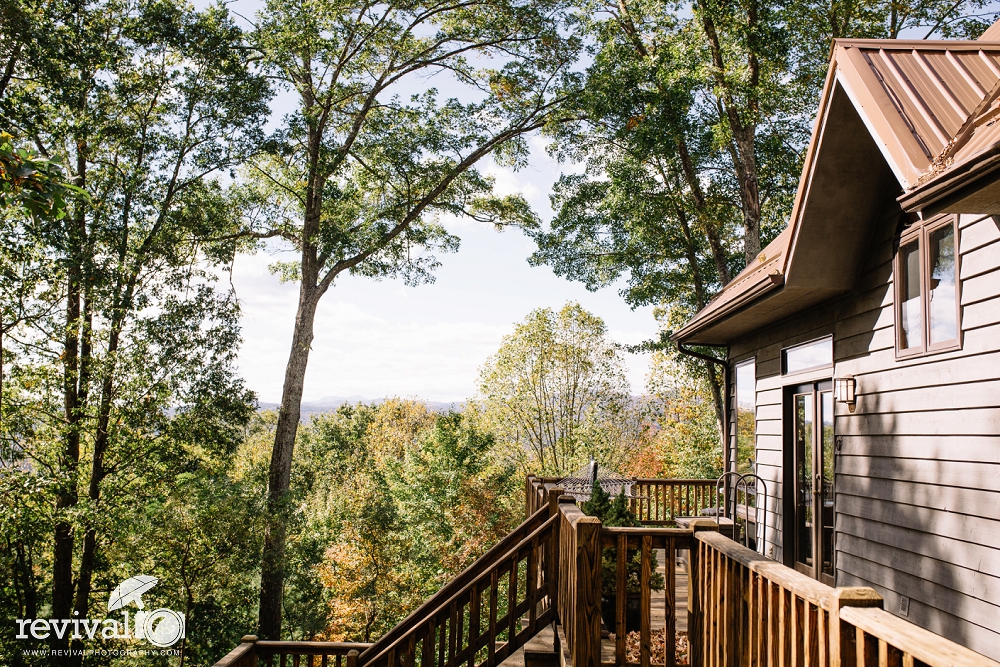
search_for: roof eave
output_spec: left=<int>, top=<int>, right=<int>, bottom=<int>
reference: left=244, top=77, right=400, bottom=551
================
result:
left=670, top=274, right=784, bottom=344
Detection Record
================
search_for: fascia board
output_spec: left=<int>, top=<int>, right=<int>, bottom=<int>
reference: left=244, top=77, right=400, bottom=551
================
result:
left=834, top=44, right=927, bottom=188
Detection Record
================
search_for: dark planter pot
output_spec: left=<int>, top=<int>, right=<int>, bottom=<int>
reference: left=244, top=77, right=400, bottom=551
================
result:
left=601, top=594, right=642, bottom=633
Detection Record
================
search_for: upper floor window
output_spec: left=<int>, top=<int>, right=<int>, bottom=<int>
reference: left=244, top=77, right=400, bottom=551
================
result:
left=896, top=215, right=960, bottom=357
left=782, top=337, right=833, bottom=375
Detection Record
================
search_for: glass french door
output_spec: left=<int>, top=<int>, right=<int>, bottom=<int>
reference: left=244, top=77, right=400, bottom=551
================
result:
left=788, top=381, right=835, bottom=585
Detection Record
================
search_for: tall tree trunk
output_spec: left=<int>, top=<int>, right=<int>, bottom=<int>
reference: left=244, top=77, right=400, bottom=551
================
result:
left=66, top=315, right=113, bottom=667
left=258, top=283, right=321, bottom=639
left=0, top=40, right=21, bottom=100
left=699, top=2, right=763, bottom=265
left=674, top=137, right=732, bottom=285
left=676, top=203, right=727, bottom=450
left=52, top=152, right=87, bottom=656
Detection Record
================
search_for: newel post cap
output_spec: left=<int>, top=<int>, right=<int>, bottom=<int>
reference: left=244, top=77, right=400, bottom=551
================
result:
left=688, top=519, right=720, bottom=533
left=829, top=586, right=883, bottom=608
left=240, top=635, right=259, bottom=643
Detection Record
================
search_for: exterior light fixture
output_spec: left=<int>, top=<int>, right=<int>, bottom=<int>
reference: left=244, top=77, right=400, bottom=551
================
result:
left=835, top=375, right=857, bottom=411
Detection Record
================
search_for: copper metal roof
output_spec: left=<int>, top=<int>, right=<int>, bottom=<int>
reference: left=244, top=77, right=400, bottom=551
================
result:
left=836, top=40, right=1000, bottom=188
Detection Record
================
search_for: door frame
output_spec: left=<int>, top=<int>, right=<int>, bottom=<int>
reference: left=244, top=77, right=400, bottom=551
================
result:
left=782, top=379, right=836, bottom=585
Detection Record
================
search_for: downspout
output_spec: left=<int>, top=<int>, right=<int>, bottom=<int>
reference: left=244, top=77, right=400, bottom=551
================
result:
left=677, top=341, right=732, bottom=477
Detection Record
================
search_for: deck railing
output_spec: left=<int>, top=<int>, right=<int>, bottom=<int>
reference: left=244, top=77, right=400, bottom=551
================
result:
left=629, top=479, right=718, bottom=525
left=526, top=476, right=718, bottom=525
left=362, top=515, right=558, bottom=667
left=691, top=529, right=1000, bottom=667
left=213, top=475, right=1000, bottom=667
left=213, top=639, right=372, bottom=667
left=600, top=526, right=692, bottom=667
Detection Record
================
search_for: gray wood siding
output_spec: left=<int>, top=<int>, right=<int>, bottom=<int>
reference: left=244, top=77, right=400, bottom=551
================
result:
left=728, top=203, right=1000, bottom=660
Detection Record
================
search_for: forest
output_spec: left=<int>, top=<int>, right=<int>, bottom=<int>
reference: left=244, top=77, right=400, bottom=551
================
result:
left=1, top=0, right=996, bottom=664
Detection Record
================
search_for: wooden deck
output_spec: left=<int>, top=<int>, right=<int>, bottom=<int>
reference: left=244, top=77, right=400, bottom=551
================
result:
left=499, top=551, right=688, bottom=667
left=211, top=476, right=1000, bottom=667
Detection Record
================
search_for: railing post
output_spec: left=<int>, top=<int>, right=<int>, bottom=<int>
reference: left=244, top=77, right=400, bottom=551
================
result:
left=687, top=520, right=719, bottom=667
left=828, top=588, right=882, bottom=667
left=526, top=474, right=536, bottom=518
left=547, top=486, right=564, bottom=604
left=574, top=513, right=602, bottom=667
left=242, top=635, right=259, bottom=667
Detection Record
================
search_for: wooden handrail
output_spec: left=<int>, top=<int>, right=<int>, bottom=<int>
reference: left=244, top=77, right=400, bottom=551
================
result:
left=696, top=530, right=834, bottom=609
left=361, top=513, right=560, bottom=667
left=691, top=529, right=1000, bottom=667
left=257, top=641, right=373, bottom=655
left=839, top=606, right=1000, bottom=667
left=359, top=502, right=555, bottom=663
left=212, top=637, right=258, bottom=667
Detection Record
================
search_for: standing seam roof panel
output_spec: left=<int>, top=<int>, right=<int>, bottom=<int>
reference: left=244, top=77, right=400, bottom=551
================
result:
left=853, top=45, right=1000, bottom=172
left=891, top=50, right=966, bottom=135
left=924, top=51, right=984, bottom=111
left=881, top=50, right=953, bottom=146
left=864, top=50, right=942, bottom=157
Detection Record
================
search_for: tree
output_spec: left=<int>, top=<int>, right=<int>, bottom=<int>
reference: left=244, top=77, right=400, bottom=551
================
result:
left=0, top=0, right=268, bottom=661
left=238, top=0, right=581, bottom=638
left=475, top=302, right=641, bottom=476
left=282, top=402, right=518, bottom=642
left=527, top=0, right=997, bottom=459
left=644, top=349, right=724, bottom=479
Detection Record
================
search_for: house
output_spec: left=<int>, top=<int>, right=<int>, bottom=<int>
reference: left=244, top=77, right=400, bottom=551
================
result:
left=672, top=20, right=1000, bottom=661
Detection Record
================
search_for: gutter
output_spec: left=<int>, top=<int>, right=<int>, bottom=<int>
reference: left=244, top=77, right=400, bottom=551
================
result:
left=676, top=342, right=732, bottom=481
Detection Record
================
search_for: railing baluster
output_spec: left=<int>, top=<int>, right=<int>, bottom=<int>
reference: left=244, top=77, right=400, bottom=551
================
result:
left=468, top=583, right=481, bottom=667
left=641, top=536, right=651, bottom=667
left=438, top=611, right=447, bottom=667
left=507, top=557, right=518, bottom=644
left=666, top=536, right=677, bottom=667
left=616, top=533, right=627, bottom=666
left=527, top=538, right=538, bottom=630
left=448, top=600, right=458, bottom=667
left=486, top=570, right=499, bottom=667
left=791, top=594, right=800, bottom=667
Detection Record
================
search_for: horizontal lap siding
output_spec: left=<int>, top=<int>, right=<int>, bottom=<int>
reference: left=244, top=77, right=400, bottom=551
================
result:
left=729, top=210, right=1000, bottom=660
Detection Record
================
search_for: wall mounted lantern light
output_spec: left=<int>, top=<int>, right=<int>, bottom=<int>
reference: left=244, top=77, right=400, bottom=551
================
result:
left=835, top=375, right=857, bottom=412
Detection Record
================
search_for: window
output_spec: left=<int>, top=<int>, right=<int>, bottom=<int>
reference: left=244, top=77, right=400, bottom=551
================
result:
left=782, top=337, right=833, bottom=375
left=735, top=360, right=756, bottom=474
left=895, top=215, right=960, bottom=357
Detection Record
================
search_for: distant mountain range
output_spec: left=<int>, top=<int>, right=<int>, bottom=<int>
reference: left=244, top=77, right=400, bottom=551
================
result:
left=257, top=395, right=465, bottom=417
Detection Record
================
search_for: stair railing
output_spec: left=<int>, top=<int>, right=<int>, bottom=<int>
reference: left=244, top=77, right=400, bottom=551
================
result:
left=359, top=486, right=564, bottom=667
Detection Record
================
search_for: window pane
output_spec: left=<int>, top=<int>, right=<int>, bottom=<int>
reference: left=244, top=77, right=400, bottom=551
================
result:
left=783, top=337, right=832, bottom=374
left=820, top=391, right=835, bottom=578
left=795, top=393, right=813, bottom=568
left=736, top=361, right=756, bottom=474
left=928, top=224, right=957, bottom=345
left=899, top=241, right=922, bottom=350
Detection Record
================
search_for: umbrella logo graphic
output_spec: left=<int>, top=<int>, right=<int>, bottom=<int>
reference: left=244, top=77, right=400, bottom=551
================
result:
left=109, top=575, right=159, bottom=611
left=107, top=575, right=185, bottom=647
